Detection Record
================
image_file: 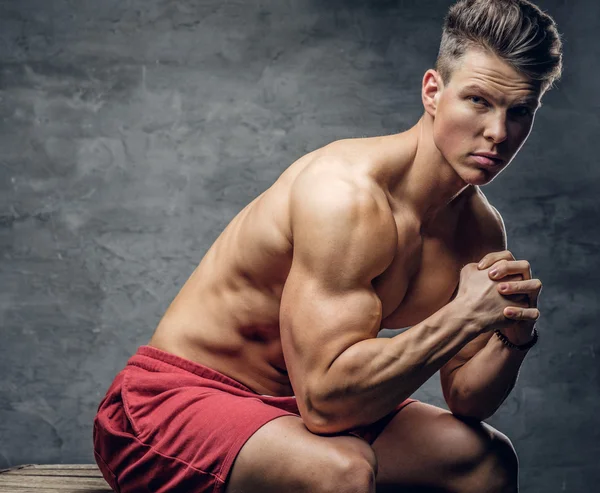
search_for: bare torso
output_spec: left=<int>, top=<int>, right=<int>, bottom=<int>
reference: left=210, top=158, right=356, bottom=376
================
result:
left=148, top=134, right=492, bottom=396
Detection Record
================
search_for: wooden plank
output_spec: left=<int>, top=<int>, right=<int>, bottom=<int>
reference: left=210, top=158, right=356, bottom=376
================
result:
left=2, top=465, right=102, bottom=472
left=3, top=469, right=103, bottom=477
left=1, top=486, right=112, bottom=493
left=0, top=476, right=110, bottom=488
left=0, top=465, right=31, bottom=474
left=0, top=464, right=102, bottom=478
left=14, top=465, right=101, bottom=470
left=3, top=470, right=103, bottom=478
left=0, top=475, right=107, bottom=491
left=0, top=465, right=113, bottom=491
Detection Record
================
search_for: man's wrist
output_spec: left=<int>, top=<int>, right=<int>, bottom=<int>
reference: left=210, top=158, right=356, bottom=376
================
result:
left=447, top=299, right=484, bottom=338
left=499, top=325, right=536, bottom=345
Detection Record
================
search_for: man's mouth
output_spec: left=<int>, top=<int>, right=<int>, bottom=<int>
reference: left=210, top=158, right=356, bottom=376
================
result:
left=471, top=153, right=504, bottom=167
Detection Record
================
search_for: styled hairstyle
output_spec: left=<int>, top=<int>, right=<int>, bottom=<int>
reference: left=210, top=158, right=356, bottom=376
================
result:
left=436, top=0, right=563, bottom=94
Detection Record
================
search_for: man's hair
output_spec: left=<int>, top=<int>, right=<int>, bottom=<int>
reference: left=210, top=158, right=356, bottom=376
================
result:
left=436, top=0, right=563, bottom=94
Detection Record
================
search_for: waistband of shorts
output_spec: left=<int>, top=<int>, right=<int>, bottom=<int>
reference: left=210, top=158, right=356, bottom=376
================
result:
left=128, top=345, right=258, bottom=394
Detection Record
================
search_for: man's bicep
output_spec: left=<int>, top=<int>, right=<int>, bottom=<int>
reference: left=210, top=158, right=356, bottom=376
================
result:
left=280, top=168, right=396, bottom=409
left=279, top=268, right=384, bottom=405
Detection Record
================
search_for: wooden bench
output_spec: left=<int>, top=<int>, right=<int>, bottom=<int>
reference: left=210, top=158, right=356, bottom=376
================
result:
left=0, top=464, right=113, bottom=492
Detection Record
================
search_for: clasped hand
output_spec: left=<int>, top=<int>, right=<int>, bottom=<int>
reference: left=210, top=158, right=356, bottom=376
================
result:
left=477, top=250, right=541, bottom=341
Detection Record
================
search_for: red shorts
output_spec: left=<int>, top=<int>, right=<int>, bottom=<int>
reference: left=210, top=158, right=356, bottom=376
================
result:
left=93, top=345, right=418, bottom=493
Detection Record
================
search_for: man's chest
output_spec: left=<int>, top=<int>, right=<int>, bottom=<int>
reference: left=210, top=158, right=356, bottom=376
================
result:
left=380, top=239, right=466, bottom=329
left=374, top=213, right=473, bottom=330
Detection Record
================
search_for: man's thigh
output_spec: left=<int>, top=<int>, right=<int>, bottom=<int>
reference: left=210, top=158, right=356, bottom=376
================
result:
left=224, top=401, right=516, bottom=493
left=371, top=401, right=517, bottom=492
left=225, top=415, right=377, bottom=493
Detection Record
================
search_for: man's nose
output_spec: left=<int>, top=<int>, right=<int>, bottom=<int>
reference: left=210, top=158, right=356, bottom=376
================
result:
left=483, top=112, right=508, bottom=144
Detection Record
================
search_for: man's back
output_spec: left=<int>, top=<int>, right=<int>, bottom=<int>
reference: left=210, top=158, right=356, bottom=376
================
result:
left=147, top=133, right=494, bottom=397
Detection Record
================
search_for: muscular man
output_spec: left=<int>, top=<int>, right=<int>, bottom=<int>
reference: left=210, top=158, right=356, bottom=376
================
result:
left=93, top=1, right=563, bottom=492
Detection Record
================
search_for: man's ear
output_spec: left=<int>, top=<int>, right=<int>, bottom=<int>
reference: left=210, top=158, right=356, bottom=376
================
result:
left=422, top=69, right=443, bottom=117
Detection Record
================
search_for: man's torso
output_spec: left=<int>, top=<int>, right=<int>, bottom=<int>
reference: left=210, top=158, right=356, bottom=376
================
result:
left=148, top=134, right=496, bottom=396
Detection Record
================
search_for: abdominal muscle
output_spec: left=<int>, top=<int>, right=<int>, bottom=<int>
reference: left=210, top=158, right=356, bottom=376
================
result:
left=149, top=260, right=298, bottom=396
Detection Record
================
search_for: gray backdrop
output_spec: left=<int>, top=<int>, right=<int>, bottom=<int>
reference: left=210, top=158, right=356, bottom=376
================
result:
left=1, top=0, right=598, bottom=491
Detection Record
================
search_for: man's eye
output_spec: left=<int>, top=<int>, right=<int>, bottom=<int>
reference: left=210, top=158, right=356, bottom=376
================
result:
left=511, top=106, right=532, bottom=117
left=468, top=96, right=487, bottom=105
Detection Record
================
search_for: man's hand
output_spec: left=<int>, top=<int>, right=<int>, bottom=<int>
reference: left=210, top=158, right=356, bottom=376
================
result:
left=477, top=250, right=542, bottom=344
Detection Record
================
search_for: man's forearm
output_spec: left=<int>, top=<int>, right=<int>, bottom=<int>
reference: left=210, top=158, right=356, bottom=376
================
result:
left=307, top=300, right=481, bottom=434
left=447, top=331, right=532, bottom=421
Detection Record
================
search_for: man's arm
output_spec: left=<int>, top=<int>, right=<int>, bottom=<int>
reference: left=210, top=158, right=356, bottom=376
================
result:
left=440, top=196, right=534, bottom=421
left=280, top=162, right=482, bottom=435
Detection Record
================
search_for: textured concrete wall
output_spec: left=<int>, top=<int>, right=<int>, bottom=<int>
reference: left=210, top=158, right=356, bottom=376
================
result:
left=0, top=0, right=597, bottom=491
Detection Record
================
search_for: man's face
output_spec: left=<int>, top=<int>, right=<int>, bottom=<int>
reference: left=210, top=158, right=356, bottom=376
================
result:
left=431, top=48, right=542, bottom=185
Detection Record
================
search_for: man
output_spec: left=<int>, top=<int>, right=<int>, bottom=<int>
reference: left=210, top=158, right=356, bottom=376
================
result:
left=93, top=1, right=563, bottom=492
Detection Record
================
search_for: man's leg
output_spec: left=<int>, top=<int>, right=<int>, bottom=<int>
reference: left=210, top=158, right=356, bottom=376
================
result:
left=371, top=401, right=519, bottom=493
left=225, top=415, right=378, bottom=493
left=224, top=401, right=518, bottom=493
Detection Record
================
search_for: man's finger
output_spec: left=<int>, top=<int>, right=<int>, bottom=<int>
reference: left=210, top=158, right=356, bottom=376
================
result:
left=504, top=307, right=540, bottom=321
left=498, top=279, right=542, bottom=295
left=489, top=260, right=532, bottom=281
left=478, top=250, right=515, bottom=270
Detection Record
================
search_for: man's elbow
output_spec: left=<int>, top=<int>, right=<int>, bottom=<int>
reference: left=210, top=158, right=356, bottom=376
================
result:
left=304, top=413, right=360, bottom=436
left=446, top=388, right=493, bottom=422
left=303, top=413, right=339, bottom=435
left=300, top=387, right=355, bottom=435
left=448, top=401, right=492, bottom=422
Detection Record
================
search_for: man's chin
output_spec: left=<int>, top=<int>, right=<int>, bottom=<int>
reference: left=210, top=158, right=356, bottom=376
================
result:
left=460, top=167, right=496, bottom=186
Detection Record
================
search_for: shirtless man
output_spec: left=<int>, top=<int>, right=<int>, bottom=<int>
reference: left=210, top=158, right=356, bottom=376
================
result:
left=93, top=1, right=563, bottom=492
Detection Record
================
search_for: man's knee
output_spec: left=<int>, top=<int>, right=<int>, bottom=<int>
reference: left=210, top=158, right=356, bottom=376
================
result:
left=448, top=418, right=518, bottom=492
left=441, top=416, right=516, bottom=469
left=320, top=437, right=378, bottom=493
left=482, top=427, right=519, bottom=492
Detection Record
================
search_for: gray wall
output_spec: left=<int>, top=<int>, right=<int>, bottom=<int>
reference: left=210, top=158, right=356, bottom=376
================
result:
left=1, top=0, right=597, bottom=491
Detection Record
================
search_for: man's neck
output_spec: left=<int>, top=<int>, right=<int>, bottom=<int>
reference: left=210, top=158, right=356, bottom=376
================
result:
left=377, top=114, right=472, bottom=225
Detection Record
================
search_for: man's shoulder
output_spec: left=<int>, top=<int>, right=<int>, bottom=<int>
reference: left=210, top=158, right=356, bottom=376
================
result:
left=288, top=154, right=398, bottom=285
left=292, top=149, right=390, bottom=211
left=461, top=186, right=507, bottom=259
